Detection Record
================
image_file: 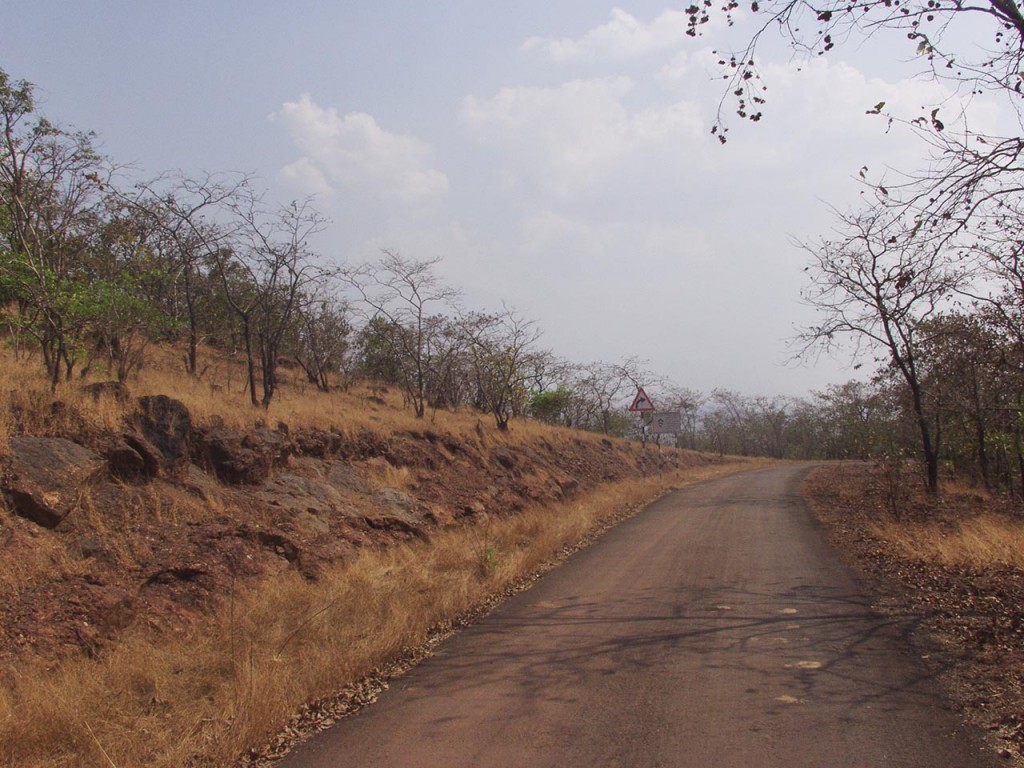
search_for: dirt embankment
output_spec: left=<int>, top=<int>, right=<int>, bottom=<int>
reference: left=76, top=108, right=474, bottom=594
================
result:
left=804, top=463, right=1024, bottom=762
left=0, top=392, right=709, bottom=674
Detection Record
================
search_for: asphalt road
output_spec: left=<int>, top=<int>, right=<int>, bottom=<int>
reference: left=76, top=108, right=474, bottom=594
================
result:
left=277, top=464, right=1000, bottom=767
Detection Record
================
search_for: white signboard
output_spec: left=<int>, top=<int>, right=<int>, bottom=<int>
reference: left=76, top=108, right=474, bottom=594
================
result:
left=650, top=411, right=682, bottom=435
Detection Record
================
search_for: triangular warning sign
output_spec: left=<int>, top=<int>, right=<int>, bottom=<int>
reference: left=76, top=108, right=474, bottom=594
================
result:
left=628, top=387, right=656, bottom=412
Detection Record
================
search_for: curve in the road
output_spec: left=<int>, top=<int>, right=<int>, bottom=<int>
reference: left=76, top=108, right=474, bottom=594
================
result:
left=276, top=464, right=1000, bottom=768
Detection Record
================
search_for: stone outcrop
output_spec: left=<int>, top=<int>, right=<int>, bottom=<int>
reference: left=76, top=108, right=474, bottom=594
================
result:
left=193, top=427, right=294, bottom=485
left=2, top=436, right=107, bottom=528
left=105, top=436, right=149, bottom=482
left=130, top=395, right=193, bottom=479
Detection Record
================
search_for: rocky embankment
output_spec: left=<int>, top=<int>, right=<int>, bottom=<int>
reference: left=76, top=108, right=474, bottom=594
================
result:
left=0, top=391, right=698, bottom=671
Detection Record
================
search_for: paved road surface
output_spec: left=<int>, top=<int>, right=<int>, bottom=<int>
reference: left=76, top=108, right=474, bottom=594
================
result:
left=278, top=464, right=999, bottom=767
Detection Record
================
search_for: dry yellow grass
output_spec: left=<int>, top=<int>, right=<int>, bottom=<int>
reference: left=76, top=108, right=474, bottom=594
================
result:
left=0, top=460, right=755, bottom=768
left=871, top=513, right=1024, bottom=569
left=859, top=478, right=1024, bottom=569
left=0, top=343, right=453, bottom=442
left=0, top=353, right=129, bottom=440
left=0, top=341, right=762, bottom=766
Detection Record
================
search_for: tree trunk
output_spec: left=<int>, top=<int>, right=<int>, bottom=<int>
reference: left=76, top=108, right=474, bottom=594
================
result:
left=909, top=379, right=940, bottom=493
left=242, top=317, right=258, bottom=408
left=1014, top=429, right=1024, bottom=502
left=261, top=341, right=275, bottom=409
left=183, top=268, right=199, bottom=376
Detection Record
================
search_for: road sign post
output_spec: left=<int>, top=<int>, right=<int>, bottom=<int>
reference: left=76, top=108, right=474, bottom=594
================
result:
left=628, top=387, right=656, bottom=413
left=628, top=387, right=656, bottom=447
left=650, top=411, right=681, bottom=435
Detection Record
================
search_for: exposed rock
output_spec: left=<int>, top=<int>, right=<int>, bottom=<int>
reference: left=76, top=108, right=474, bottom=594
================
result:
left=365, top=488, right=428, bottom=538
left=193, top=426, right=294, bottom=486
left=122, top=431, right=164, bottom=478
left=183, top=464, right=220, bottom=501
left=364, top=512, right=425, bottom=538
left=373, top=487, right=418, bottom=512
left=195, top=428, right=269, bottom=485
left=76, top=535, right=105, bottom=559
left=3, top=437, right=106, bottom=528
left=254, top=427, right=294, bottom=466
left=82, top=381, right=131, bottom=403
left=324, top=460, right=370, bottom=495
left=292, top=511, right=331, bottom=538
left=254, top=530, right=299, bottom=563
left=387, top=439, right=438, bottom=470
left=423, top=505, right=455, bottom=526
left=143, top=566, right=210, bottom=588
left=105, top=437, right=147, bottom=482
left=293, top=427, right=344, bottom=458
left=492, top=447, right=517, bottom=471
left=337, top=428, right=390, bottom=460
left=227, top=525, right=305, bottom=570
left=253, top=472, right=346, bottom=516
left=131, top=395, right=193, bottom=479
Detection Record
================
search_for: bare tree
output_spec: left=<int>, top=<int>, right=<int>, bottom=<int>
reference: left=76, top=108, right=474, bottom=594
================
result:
left=213, top=195, right=329, bottom=408
left=291, top=287, right=350, bottom=392
left=343, top=251, right=459, bottom=418
left=797, top=207, right=968, bottom=490
left=117, top=171, right=249, bottom=375
left=708, top=389, right=755, bottom=455
left=689, top=0, right=1024, bottom=143
left=461, top=307, right=543, bottom=431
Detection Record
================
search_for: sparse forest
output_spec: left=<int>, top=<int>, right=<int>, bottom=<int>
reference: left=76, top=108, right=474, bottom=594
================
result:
left=5, top=5, right=1024, bottom=758
left=4, top=54, right=1024, bottom=496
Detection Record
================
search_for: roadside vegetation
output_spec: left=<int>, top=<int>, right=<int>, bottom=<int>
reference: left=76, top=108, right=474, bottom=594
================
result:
left=5, top=8, right=1024, bottom=760
left=0, top=338, right=761, bottom=767
left=0, top=454, right=751, bottom=768
left=804, top=463, right=1024, bottom=761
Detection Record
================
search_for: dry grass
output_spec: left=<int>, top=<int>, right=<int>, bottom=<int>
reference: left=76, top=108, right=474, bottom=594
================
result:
left=0, top=515, right=77, bottom=606
left=0, top=354, right=130, bottom=442
left=870, top=513, right=1024, bottom=569
left=0, top=461, right=753, bottom=768
left=0, top=341, right=760, bottom=766
left=127, top=346, right=481, bottom=439
left=0, top=344, right=472, bottom=443
left=845, top=475, right=1024, bottom=570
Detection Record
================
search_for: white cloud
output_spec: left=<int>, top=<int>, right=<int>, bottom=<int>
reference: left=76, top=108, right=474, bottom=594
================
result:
left=460, top=77, right=705, bottom=198
left=521, top=8, right=691, bottom=62
left=278, top=156, right=334, bottom=198
left=271, top=94, right=449, bottom=211
left=732, top=56, right=992, bottom=184
left=657, top=50, right=693, bottom=83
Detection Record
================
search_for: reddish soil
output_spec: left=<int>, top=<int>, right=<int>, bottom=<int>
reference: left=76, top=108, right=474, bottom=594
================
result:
left=804, top=463, right=1024, bottom=762
left=0, top=421, right=701, bottom=678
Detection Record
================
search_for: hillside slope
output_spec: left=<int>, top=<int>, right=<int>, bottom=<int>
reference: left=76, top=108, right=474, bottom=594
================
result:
left=0, top=351, right=754, bottom=768
left=0, top=387, right=695, bottom=669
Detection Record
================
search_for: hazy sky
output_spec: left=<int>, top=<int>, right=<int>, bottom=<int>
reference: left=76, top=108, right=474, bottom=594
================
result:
left=3, top=2, right=1005, bottom=397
